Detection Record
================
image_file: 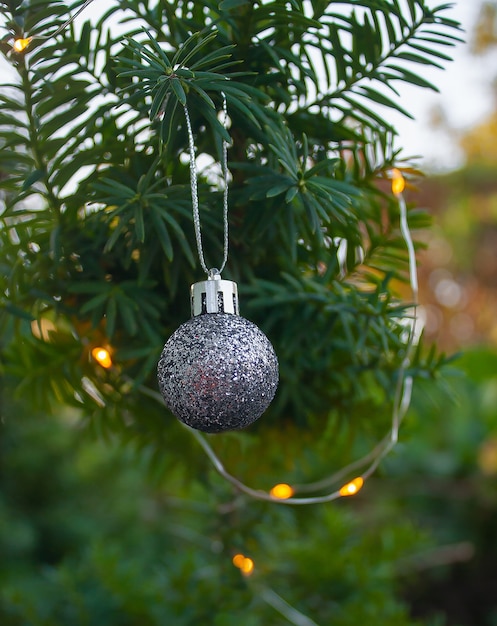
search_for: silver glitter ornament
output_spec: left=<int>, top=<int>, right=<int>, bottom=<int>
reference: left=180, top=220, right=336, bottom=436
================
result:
left=157, top=271, right=279, bottom=433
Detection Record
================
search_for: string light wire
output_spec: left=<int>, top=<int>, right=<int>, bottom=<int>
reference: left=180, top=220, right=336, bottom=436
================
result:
left=258, top=587, right=320, bottom=626
left=140, top=168, right=418, bottom=505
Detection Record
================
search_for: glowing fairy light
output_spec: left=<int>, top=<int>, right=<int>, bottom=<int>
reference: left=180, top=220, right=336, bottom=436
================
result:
left=232, top=554, right=245, bottom=568
left=339, top=477, right=364, bottom=497
left=232, top=554, right=255, bottom=576
left=91, top=347, right=112, bottom=369
left=269, top=483, right=295, bottom=499
left=13, top=38, right=32, bottom=52
left=391, top=168, right=406, bottom=195
left=240, top=558, right=254, bottom=576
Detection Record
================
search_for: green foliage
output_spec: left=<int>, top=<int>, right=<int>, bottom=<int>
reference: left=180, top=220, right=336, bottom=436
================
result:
left=380, top=347, right=497, bottom=625
left=0, top=395, right=428, bottom=626
left=0, top=1, right=462, bottom=623
left=0, top=0, right=460, bottom=428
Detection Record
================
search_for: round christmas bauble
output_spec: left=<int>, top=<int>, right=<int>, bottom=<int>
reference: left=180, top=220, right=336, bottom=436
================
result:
left=157, top=312, right=278, bottom=433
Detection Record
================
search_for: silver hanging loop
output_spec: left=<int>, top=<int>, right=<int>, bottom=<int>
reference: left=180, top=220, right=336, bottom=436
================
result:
left=183, top=92, right=230, bottom=276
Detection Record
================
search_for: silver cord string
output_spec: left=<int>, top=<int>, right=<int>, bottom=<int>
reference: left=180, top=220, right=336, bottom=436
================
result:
left=220, top=93, right=230, bottom=274
left=183, top=92, right=229, bottom=276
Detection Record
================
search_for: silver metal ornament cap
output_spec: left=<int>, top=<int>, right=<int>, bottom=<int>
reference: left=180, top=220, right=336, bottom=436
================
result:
left=190, top=268, right=239, bottom=317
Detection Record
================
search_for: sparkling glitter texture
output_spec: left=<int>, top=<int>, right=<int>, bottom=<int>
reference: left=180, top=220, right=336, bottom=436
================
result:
left=157, top=313, right=279, bottom=433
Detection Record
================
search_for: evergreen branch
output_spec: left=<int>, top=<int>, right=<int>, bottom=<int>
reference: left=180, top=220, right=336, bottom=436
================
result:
left=306, top=2, right=462, bottom=128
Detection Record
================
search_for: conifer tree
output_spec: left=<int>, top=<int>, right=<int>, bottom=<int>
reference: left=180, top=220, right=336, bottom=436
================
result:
left=0, top=1, right=462, bottom=623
